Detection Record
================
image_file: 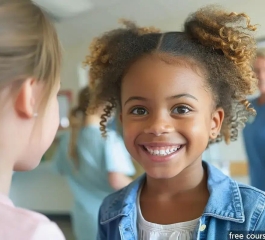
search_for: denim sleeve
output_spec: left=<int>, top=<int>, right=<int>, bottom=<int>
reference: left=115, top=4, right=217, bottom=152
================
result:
left=97, top=206, right=106, bottom=240
left=254, top=194, right=265, bottom=230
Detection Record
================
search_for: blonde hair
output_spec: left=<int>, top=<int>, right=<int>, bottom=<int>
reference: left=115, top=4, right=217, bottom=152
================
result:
left=0, top=0, right=61, bottom=104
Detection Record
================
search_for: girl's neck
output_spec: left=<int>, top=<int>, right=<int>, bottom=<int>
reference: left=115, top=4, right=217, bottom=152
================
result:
left=0, top=155, right=14, bottom=196
left=140, top=160, right=209, bottom=224
left=142, top=160, right=207, bottom=200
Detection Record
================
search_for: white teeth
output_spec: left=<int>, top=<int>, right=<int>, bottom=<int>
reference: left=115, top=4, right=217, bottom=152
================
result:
left=145, top=146, right=182, bottom=156
left=160, top=150, right=166, bottom=155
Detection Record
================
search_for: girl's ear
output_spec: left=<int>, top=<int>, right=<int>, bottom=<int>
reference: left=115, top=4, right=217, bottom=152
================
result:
left=210, top=107, right=224, bottom=139
left=15, top=78, right=39, bottom=118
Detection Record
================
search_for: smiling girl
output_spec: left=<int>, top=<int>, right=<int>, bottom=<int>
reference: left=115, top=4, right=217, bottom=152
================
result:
left=84, top=6, right=265, bottom=240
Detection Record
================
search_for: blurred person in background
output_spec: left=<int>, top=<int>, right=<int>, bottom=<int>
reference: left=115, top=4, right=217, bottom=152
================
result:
left=52, top=86, right=135, bottom=240
left=243, top=50, right=265, bottom=191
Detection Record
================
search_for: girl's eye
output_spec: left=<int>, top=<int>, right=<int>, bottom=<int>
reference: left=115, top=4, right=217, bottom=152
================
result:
left=172, top=106, right=191, bottom=114
left=131, top=107, right=148, bottom=115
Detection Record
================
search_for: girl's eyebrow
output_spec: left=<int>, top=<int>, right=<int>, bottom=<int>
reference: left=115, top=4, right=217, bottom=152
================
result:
left=124, top=96, right=147, bottom=106
left=167, top=94, right=198, bottom=101
left=124, top=93, right=198, bottom=106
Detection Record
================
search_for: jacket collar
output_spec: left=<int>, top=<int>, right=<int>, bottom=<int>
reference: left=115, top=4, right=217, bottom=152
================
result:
left=100, top=161, right=245, bottom=224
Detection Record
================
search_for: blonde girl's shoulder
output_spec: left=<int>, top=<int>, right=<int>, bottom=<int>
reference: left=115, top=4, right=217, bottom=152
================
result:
left=0, top=202, right=65, bottom=240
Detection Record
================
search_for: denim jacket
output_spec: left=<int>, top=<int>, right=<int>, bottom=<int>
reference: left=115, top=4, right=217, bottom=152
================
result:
left=97, top=161, right=265, bottom=240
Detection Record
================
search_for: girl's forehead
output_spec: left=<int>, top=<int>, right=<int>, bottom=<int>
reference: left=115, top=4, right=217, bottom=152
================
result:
left=124, top=53, right=206, bottom=80
left=121, top=54, right=210, bottom=101
left=122, top=54, right=207, bottom=86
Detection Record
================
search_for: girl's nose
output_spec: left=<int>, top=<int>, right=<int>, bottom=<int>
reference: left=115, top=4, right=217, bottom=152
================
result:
left=144, top=115, right=174, bottom=136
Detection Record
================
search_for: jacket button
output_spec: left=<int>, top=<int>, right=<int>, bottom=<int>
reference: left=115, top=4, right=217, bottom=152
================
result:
left=199, top=224, right=206, bottom=232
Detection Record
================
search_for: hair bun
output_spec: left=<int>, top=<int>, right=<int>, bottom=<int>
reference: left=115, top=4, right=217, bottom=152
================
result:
left=184, top=5, right=257, bottom=96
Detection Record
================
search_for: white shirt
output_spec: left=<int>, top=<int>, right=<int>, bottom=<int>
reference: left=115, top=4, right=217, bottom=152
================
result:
left=137, top=188, right=200, bottom=240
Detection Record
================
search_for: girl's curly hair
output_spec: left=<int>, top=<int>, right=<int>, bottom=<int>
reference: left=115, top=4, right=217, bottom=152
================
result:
left=84, top=5, right=257, bottom=144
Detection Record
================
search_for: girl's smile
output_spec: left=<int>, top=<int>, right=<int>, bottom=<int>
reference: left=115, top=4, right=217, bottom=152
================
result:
left=139, top=142, right=185, bottom=162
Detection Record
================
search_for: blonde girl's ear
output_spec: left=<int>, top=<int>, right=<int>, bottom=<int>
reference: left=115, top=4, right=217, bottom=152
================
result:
left=15, top=78, right=40, bottom=118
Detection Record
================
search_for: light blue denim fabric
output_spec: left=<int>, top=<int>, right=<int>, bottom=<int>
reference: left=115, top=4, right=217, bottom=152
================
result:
left=97, top=161, right=265, bottom=240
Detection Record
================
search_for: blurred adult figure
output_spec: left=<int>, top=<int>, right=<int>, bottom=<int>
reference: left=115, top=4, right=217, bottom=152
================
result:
left=243, top=50, right=265, bottom=191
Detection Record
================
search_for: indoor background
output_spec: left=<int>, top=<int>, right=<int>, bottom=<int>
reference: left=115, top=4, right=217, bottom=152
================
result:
left=9, top=0, right=265, bottom=239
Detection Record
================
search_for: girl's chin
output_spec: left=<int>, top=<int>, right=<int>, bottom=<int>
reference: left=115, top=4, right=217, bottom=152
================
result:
left=145, top=169, right=181, bottom=180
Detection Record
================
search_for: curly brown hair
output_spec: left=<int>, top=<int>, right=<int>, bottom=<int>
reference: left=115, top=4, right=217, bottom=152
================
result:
left=84, top=5, right=257, bottom=144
